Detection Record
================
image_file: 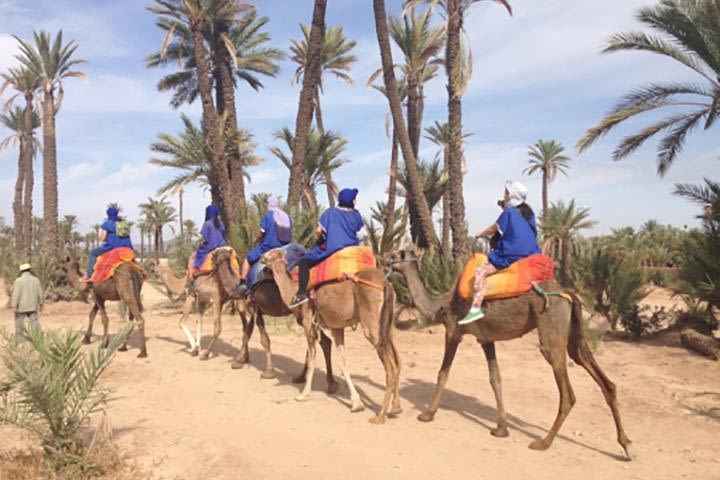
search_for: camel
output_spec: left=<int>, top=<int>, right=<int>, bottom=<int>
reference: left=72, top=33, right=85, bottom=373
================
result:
left=154, top=258, right=187, bottom=300
left=386, top=250, right=632, bottom=459
left=261, top=248, right=401, bottom=423
left=64, top=257, right=148, bottom=358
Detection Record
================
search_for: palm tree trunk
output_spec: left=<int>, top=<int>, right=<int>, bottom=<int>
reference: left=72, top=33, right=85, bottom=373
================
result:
left=22, top=96, right=34, bottom=258
left=41, top=91, right=59, bottom=256
left=442, top=146, right=451, bottom=257
left=287, top=0, right=327, bottom=209
left=13, top=144, right=25, bottom=251
left=373, top=0, right=439, bottom=251
left=190, top=17, right=236, bottom=232
left=154, top=227, right=160, bottom=263
left=446, top=0, right=469, bottom=263
left=216, top=33, right=246, bottom=214
left=560, top=236, right=571, bottom=286
left=385, top=127, right=399, bottom=231
left=140, top=229, right=145, bottom=262
left=314, top=89, right=336, bottom=208
left=178, top=189, right=184, bottom=245
left=407, top=77, right=420, bottom=158
left=542, top=167, right=549, bottom=218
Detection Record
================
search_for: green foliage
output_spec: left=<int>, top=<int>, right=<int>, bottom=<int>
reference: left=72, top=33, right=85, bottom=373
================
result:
left=363, top=201, right=406, bottom=256
left=0, top=325, right=131, bottom=469
left=620, top=305, right=669, bottom=339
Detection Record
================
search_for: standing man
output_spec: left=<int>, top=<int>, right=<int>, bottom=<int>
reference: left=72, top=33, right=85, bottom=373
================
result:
left=10, top=263, right=43, bottom=339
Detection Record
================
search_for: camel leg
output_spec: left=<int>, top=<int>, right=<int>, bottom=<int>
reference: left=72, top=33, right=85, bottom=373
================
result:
left=418, top=331, right=461, bottom=422
left=131, top=311, right=148, bottom=359
left=231, top=309, right=255, bottom=369
left=296, top=311, right=318, bottom=402
left=97, top=301, right=114, bottom=351
left=319, top=330, right=337, bottom=394
left=194, top=303, right=204, bottom=357
left=389, top=341, right=402, bottom=416
left=530, top=323, right=576, bottom=451
left=481, top=342, right=509, bottom=437
left=331, top=329, right=364, bottom=413
left=256, top=313, right=277, bottom=379
left=84, top=303, right=99, bottom=344
left=178, top=295, right=199, bottom=355
left=568, top=318, right=633, bottom=459
left=199, top=297, right=222, bottom=360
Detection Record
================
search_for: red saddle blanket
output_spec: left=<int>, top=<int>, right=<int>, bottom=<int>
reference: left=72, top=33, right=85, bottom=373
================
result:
left=291, top=246, right=377, bottom=290
left=91, top=247, right=140, bottom=282
left=457, top=253, right=555, bottom=301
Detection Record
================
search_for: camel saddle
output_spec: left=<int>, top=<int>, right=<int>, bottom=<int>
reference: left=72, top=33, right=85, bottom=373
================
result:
left=457, top=253, right=555, bottom=301
left=91, top=247, right=143, bottom=282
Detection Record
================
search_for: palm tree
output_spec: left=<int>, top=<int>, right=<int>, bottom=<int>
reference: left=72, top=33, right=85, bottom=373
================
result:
left=407, top=0, right=512, bottom=262
left=287, top=0, right=328, bottom=209
left=541, top=199, right=597, bottom=286
left=271, top=127, right=349, bottom=214
left=1, top=66, right=40, bottom=257
left=523, top=139, right=571, bottom=217
left=183, top=219, right=199, bottom=244
left=577, top=0, right=720, bottom=176
left=290, top=24, right=357, bottom=207
left=148, top=0, right=241, bottom=230
left=59, top=214, right=79, bottom=251
left=139, top=197, right=177, bottom=261
left=373, top=0, right=440, bottom=252
left=0, top=106, right=40, bottom=255
left=13, top=30, right=86, bottom=256
left=147, top=5, right=282, bottom=211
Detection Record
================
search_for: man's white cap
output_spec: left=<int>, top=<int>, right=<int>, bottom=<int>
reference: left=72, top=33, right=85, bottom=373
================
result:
left=18, top=263, right=32, bottom=272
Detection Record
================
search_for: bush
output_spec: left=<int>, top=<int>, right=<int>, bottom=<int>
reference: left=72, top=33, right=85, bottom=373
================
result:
left=620, top=305, right=669, bottom=339
left=0, top=325, right=131, bottom=470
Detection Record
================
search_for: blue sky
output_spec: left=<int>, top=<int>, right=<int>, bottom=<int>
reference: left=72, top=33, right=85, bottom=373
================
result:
left=0, top=0, right=718, bottom=240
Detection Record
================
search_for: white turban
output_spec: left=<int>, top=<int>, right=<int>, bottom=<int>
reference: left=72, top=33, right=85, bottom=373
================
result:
left=505, top=181, right=528, bottom=207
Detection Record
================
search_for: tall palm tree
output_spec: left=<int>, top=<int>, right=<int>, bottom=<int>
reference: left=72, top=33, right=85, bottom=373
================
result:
left=523, top=139, right=571, bottom=217
left=139, top=197, right=177, bottom=261
left=541, top=199, right=597, bottom=286
left=407, top=0, right=512, bottom=262
left=148, top=0, right=241, bottom=230
left=147, top=5, right=282, bottom=211
left=13, top=30, right=86, bottom=256
left=373, top=0, right=440, bottom=251
left=183, top=219, right=199, bottom=243
left=0, top=106, right=40, bottom=255
left=271, top=127, right=349, bottom=214
left=577, top=0, right=720, bottom=176
left=290, top=24, right=357, bottom=207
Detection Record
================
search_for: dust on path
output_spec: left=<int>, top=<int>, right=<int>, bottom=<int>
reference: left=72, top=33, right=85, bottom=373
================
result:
left=1, top=283, right=718, bottom=480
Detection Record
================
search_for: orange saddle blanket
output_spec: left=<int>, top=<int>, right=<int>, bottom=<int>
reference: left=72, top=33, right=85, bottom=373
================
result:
left=291, top=246, right=377, bottom=291
left=188, top=246, right=240, bottom=276
left=457, top=253, right=555, bottom=301
left=91, top=247, right=140, bottom=282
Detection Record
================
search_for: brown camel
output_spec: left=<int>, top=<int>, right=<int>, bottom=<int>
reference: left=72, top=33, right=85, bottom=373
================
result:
left=64, top=257, right=148, bottom=358
left=261, top=248, right=401, bottom=423
left=386, top=250, right=632, bottom=459
left=214, top=251, right=337, bottom=391
left=154, top=258, right=187, bottom=300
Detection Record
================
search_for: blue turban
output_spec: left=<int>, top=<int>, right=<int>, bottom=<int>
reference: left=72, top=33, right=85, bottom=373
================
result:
left=106, top=207, right=120, bottom=221
left=338, top=188, right=358, bottom=208
left=205, top=204, right=219, bottom=221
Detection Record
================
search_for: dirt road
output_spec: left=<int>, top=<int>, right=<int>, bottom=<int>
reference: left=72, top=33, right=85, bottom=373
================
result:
left=1, top=283, right=718, bottom=479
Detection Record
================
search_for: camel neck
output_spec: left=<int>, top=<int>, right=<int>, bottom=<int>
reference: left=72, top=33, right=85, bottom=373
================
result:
left=397, top=261, right=452, bottom=319
left=267, top=261, right=296, bottom=307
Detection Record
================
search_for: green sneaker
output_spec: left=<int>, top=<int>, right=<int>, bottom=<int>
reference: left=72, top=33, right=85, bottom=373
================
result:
left=458, top=307, right=485, bottom=325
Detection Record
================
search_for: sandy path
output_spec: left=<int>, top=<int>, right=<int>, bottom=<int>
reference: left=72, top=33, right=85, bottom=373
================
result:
left=1, top=283, right=719, bottom=479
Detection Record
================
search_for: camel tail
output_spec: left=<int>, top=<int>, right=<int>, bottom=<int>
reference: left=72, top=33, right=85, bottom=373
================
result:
left=378, top=280, right=396, bottom=351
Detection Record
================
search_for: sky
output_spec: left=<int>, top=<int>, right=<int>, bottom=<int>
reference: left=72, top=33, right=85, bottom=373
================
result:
left=0, top=0, right=718, bottom=241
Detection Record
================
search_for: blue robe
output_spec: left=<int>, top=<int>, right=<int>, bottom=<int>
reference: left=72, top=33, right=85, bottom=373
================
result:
left=302, top=206, right=363, bottom=263
left=86, top=219, right=133, bottom=277
left=194, top=219, right=227, bottom=269
left=246, top=212, right=292, bottom=264
left=488, top=207, right=541, bottom=269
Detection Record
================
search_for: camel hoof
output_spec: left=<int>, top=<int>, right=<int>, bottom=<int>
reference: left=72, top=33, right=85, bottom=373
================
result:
left=326, top=381, right=339, bottom=395
left=190, top=348, right=199, bottom=357
left=623, top=443, right=635, bottom=462
left=82, top=336, right=92, bottom=345
left=137, top=352, right=148, bottom=359
left=118, top=345, right=128, bottom=352
left=295, top=393, right=310, bottom=402
left=491, top=427, right=509, bottom=438
left=260, top=370, right=277, bottom=380
left=230, top=361, right=246, bottom=370
left=350, top=402, right=364, bottom=413
left=292, top=375, right=306, bottom=385
left=529, top=440, right=550, bottom=451
left=390, top=405, right=403, bottom=417
left=417, top=412, right=435, bottom=423
left=199, top=350, right=210, bottom=361
left=369, top=415, right=385, bottom=425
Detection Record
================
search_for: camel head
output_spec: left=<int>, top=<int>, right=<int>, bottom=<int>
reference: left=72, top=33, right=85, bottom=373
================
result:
left=384, top=250, right=418, bottom=272
left=260, top=248, right=286, bottom=272
left=213, top=248, right=232, bottom=266
left=63, top=255, right=81, bottom=275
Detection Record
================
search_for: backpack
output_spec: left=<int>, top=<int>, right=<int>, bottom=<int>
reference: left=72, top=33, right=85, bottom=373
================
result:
left=115, top=220, right=130, bottom=238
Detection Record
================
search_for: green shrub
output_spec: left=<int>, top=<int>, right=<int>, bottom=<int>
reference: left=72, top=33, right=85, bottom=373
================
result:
left=0, top=325, right=131, bottom=470
left=620, top=305, right=668, bottom=339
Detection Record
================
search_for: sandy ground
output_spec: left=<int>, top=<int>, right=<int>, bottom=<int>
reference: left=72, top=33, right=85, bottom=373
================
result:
left=1, top=282, right=719, bottom=480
